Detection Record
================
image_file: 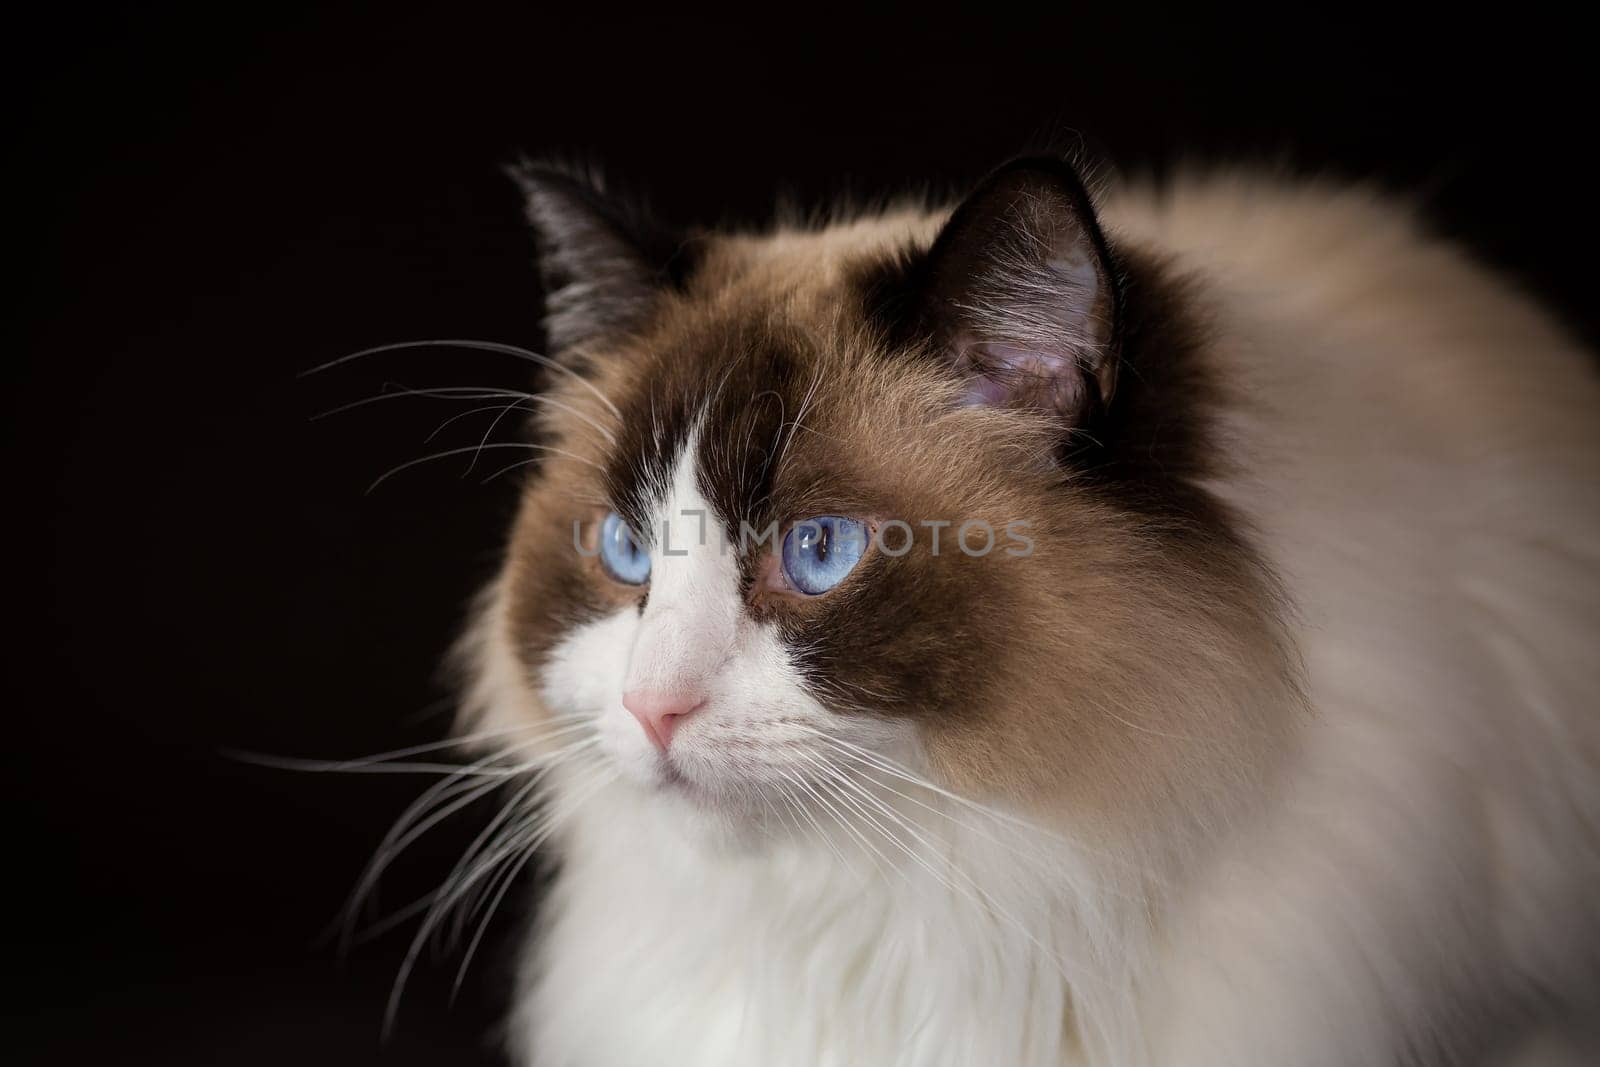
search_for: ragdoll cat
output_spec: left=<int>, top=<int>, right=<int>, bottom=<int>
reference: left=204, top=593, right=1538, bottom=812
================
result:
left=448, top=156, right=1600, bottom=1066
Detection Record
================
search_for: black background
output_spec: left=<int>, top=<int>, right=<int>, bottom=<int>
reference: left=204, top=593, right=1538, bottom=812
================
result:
left=13, top=6, right=1595, bottom=1064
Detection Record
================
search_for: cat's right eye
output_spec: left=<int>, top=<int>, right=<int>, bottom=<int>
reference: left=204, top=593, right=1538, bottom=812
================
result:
left=598, top=510, right=651, bottom=585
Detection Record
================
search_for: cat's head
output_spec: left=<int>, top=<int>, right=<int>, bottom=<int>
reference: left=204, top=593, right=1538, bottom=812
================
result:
left=464, top=158, right=1297, bottom=845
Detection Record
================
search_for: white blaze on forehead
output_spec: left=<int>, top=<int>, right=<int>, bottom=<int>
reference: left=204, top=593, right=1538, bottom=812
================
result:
left=623, top=429, right=742, bottom=698
left=528, top=420, right=922, bottom=813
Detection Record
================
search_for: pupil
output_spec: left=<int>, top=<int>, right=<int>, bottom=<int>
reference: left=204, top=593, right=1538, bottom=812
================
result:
left=816, top=525, right=830, bottom=562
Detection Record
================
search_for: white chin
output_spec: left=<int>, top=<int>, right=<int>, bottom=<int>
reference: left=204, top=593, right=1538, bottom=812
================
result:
left=617, top=758, right=781, bottom=847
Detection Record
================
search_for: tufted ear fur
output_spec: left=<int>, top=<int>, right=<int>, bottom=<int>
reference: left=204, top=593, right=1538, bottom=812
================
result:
left=913, top=158, right=1121, bottom=427
left=511, top=164, right=697, bottom=353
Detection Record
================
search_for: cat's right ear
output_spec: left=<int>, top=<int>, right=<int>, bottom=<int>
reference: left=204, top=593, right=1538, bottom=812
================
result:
left=510, top=164, right=695, bottom=353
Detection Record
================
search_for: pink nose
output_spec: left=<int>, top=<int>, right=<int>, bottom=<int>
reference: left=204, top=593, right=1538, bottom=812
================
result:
left=622, top=689, right=705, bottom=753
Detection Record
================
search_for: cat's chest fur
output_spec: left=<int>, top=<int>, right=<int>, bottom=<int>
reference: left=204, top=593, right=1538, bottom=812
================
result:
left=511, top=781, right=1103, bottom=1067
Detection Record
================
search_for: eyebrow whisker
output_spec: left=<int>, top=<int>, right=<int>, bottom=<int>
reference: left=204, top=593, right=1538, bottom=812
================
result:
left=301, top=339, right=624, bottom=420
left=367, top=442, right=602, bottom=492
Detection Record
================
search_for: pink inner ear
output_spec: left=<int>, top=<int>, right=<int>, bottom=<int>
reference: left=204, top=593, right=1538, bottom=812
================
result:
left=957, top=341, right=1087, bottom=418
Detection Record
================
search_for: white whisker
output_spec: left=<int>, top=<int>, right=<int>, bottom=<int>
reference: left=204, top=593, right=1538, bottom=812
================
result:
left=314, top=385, right=540, bottom=422
left=775, top=775, right=852, bottom=871
left=801, top=750, right=1106, bottom=990
left=382, top=739, right=612, bottom=1035
left=242, top=716, right=587, bottom=773
left=449, top=763, right=617, bottom=1002
left=366, top=442, right=602, bottom=493
left=302, top=339, right=623, bottom=420
left=783, top=767, right=890, bottom=884
left=336, top=725, right=602, bottom=952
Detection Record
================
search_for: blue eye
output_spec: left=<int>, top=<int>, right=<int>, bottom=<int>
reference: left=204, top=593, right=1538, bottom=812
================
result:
left=781, top=516, right=868, bottom=596
left=598, top=510, right=651, bottom=585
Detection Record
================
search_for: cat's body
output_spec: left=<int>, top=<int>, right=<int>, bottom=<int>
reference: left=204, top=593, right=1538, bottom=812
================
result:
left=459, top=165, right=1600, bottom=1066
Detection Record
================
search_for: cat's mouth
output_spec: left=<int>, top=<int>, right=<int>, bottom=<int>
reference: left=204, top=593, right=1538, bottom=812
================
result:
left=649, top=754, right=757, bottom=813
left=654, top=758, right=714, bottom=802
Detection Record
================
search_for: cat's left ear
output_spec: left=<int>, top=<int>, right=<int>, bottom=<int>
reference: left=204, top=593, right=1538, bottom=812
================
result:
left=511, top=164, right=694, bottom=353
left=911, top=158, right=1121, bottom=426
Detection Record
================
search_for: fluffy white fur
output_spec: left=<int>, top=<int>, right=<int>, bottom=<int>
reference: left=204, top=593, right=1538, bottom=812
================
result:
left=469, top=175, right=1600, bottom=1066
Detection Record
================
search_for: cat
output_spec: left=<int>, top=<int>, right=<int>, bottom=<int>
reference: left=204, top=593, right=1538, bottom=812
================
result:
left=445, top=156, right=1600, bottom=1066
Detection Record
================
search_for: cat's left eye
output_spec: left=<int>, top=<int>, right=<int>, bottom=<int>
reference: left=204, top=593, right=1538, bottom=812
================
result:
left=780, top=516, right=869, bottom=596
left=598, top=510, right=651, bottom=585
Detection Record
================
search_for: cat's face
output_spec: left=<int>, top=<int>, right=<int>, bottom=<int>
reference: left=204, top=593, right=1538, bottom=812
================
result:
left=501, top=271, right=1065, bottom=831
left=469, top=160, right=1296, bottom=842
